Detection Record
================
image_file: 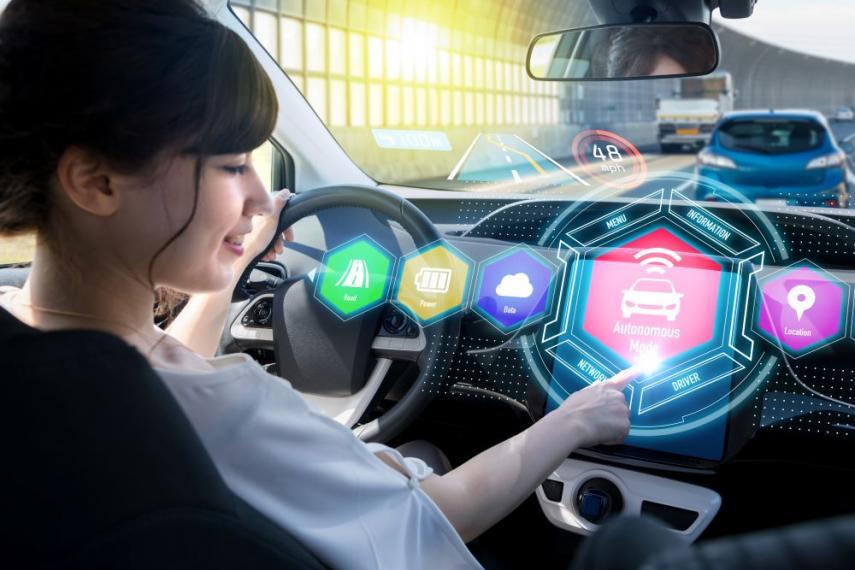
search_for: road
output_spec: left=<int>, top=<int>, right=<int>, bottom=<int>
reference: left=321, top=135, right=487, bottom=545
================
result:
left=442, top=121, right=855, bottom=200
left=449, top=133, right=585, bottom=185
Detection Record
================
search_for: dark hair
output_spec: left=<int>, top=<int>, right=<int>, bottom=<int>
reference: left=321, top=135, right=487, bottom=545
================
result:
left=607, top=27, right=716, bottom=78
left=0, top=0, right=277, bottom=318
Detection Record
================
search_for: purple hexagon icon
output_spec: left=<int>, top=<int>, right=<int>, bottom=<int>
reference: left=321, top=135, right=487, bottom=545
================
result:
left=756, top=264, right=849, bottom=356
left=473, top=246, right=556, bottom=333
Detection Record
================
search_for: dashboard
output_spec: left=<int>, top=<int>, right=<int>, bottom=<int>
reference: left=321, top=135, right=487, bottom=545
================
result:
left=234, top=174, right=855, bottom=472
left=228, top=174, right=855, bottom=537
left=404, top=174, right=855, bottom=472
left=416, top=177, right=855, bottom=537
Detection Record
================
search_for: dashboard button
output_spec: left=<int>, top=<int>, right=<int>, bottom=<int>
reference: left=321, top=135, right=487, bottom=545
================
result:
left=576, top=478, right=623, bottom=524
left=541, top=479, right=564, bottom=502
left=579, top=490, right=610, bottom=523
left=382, top=310, right=408, bottom=334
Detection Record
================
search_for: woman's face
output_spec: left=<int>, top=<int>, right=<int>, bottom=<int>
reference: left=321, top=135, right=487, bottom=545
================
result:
left=107, top=151, right=272, bottom=294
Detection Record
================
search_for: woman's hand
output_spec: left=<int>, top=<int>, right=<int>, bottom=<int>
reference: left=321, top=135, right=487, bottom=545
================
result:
left=553, top=369, right=635, bottom=448
left=419, top=367, right=637, bottom=543
left=237, top=188, right=294, bottom=270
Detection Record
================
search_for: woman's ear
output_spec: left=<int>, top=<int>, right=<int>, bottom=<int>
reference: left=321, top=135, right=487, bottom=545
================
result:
left=55, top=146, right=120, bottom=217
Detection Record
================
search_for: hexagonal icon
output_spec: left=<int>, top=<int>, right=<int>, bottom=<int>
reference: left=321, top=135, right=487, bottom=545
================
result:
left=315, top=235, right=395, bottom=320
left=473, top=245, right=556, bottom=333
left=755, top=263, right=849, bottom=357
left=392, top=241, right=473, bottom=325
left=581, top=226, right=724, bottom=367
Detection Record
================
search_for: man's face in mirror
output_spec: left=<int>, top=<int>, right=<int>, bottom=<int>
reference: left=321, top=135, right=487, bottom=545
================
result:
left=649, top=53, right=688, bottom=76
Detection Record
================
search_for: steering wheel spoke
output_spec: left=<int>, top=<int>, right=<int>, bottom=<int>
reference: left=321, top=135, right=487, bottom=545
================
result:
left=371, top=328, right=426, bottom=362
left=300, top=357, right=393, bottom=428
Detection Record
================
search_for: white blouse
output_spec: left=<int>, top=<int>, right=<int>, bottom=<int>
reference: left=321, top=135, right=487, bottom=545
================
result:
left=156, top=353, right=483, bottom=570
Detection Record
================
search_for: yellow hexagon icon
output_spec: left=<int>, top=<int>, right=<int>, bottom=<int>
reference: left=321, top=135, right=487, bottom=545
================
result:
left=392, top=241, right=473, bottom=325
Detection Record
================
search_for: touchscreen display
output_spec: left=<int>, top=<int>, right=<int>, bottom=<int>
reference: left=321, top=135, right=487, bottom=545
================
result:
left=546, top=352, right=730, bottom=461
left=543, top=229, right=743, bottom=462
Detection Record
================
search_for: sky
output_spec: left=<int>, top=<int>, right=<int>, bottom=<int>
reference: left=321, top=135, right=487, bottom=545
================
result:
left=715, top=0, right=855, bottom=64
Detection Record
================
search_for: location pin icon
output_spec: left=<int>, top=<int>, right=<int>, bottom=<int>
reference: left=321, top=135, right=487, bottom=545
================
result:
left=787, top=284, right=816, bottom=322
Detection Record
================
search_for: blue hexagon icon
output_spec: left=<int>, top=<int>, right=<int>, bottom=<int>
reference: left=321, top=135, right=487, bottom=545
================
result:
left=473, top=245, right=556, bottom=333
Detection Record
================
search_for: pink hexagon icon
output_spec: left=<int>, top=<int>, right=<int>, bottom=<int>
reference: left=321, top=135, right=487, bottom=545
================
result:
left=582, top=227, right=723, bottom=366
left=756, top=265, right=848, bottom=356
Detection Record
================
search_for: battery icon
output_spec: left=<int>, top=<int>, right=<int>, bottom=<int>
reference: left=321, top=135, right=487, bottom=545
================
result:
left=414, top=267, right=452, bottom=294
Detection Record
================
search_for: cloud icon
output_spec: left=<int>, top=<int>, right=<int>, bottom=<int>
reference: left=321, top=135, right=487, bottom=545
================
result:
left=495, top=273, right=534, bottom=298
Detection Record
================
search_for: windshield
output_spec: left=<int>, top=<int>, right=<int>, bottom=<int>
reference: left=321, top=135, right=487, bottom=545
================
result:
left=719, top=120, right=825, bottom=155
left=229, top=1, right=854, bottom=208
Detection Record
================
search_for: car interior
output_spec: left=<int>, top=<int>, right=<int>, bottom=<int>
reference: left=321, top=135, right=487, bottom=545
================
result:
left=4, top=0, right=855, bottom=568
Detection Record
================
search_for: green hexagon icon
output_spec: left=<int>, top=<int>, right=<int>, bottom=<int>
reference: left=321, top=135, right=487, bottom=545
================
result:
left=315, top=236, right=395, bottom=320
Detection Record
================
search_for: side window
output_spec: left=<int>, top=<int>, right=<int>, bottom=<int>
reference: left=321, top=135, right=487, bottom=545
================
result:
left=253, top=140, right=276, bottom=191
left=0, top=234, right=36, bottom=266
left=254, top=139, right=293, bottom=193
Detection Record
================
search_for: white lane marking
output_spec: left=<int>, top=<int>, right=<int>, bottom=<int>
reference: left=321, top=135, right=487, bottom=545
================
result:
left=512, top=135, right=590, bottom=186
left=505, top=155, right=512, bottom=163
left=447, top=134, right=481, bottom=180
left=511, top=169, right=521, bottom=182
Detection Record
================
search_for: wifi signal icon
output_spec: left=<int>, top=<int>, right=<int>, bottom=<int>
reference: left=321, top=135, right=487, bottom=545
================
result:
left=633, top=248, right=682, bottom=274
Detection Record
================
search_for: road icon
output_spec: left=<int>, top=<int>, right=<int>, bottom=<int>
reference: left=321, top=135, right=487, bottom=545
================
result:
left=336, top=259, right=370, bottom=289
left=495, top=273, right=535, bottom=298
left=786, top=284, right=816, bottom=321
left=621, top=278, right=683, bottom=322
left=414, top=267, right=452, bottom=294
left=315, top=237, right=394, bottom=320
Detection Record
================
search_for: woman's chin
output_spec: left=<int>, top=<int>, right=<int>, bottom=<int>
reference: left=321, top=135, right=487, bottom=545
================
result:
left=166, top=265, right=235, bottom=295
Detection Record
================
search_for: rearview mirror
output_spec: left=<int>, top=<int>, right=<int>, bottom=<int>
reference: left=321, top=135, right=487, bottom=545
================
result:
left=527, top=23, right=718, bottom=81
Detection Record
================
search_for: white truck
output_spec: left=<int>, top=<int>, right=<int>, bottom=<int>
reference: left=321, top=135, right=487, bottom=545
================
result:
left=656, top=72, right=734, bottom=152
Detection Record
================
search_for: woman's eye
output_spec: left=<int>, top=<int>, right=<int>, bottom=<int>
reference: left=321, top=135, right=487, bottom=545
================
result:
left=223, top=165, right=248, bottom=175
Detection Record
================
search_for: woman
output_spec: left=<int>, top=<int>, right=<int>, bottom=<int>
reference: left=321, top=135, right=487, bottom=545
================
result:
left=0, top=1, right=633, bottom=568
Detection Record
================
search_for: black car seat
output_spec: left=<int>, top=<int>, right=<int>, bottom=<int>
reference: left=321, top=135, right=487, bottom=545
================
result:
left=0, top=307, right=327, bottom=569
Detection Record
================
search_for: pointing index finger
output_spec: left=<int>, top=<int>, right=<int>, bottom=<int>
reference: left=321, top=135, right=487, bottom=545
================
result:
left=606, top=367, right=638, bottom=390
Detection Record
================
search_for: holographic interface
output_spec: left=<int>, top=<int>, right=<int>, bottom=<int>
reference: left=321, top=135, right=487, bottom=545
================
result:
left=533, top=176, right=773, bottom=461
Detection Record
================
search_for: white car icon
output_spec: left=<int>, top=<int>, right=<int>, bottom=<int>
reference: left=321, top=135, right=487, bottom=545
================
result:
left=620, top=278, right=683, bottom=322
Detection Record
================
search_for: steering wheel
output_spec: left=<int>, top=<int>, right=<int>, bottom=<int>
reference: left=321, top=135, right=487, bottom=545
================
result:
left=233, top=185, right=460, bottom=443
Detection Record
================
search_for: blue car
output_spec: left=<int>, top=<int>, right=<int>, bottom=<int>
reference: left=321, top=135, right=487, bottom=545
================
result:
left=697, top=110, right=853, bottom=208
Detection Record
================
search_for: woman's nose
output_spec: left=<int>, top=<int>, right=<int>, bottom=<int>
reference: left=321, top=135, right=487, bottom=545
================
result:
left=244, top=170, right=273, bottom=217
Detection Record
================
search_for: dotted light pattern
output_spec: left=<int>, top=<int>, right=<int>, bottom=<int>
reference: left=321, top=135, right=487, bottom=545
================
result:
left=759, top=361, right=855, bottom=439
left=412, top=195, right=855, bottom=444
left=418, top=332, right=531, bottom=403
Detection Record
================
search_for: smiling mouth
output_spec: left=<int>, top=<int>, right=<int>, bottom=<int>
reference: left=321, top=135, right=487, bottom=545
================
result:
left=224, top=235, right=245, bottom=246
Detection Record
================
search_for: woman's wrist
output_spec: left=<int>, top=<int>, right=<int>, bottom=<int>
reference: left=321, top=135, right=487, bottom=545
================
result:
left=539, top=406, right=589, bottom=457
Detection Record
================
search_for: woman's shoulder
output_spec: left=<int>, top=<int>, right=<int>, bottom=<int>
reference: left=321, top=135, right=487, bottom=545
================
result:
left=153, top=351, right=256, bottom=377
left=0, top=286, right=25, bottom=318
left=155, top=351, right=300, bottom=404
left=0, top=285, right=21, bottom=301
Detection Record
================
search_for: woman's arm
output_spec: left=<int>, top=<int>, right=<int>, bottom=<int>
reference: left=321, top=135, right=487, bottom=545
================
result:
left=167, top=190, right=291, bottom=357
left=418, top=370, right=634, bottom=543
left=165, top=287, right=235, bottom=357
